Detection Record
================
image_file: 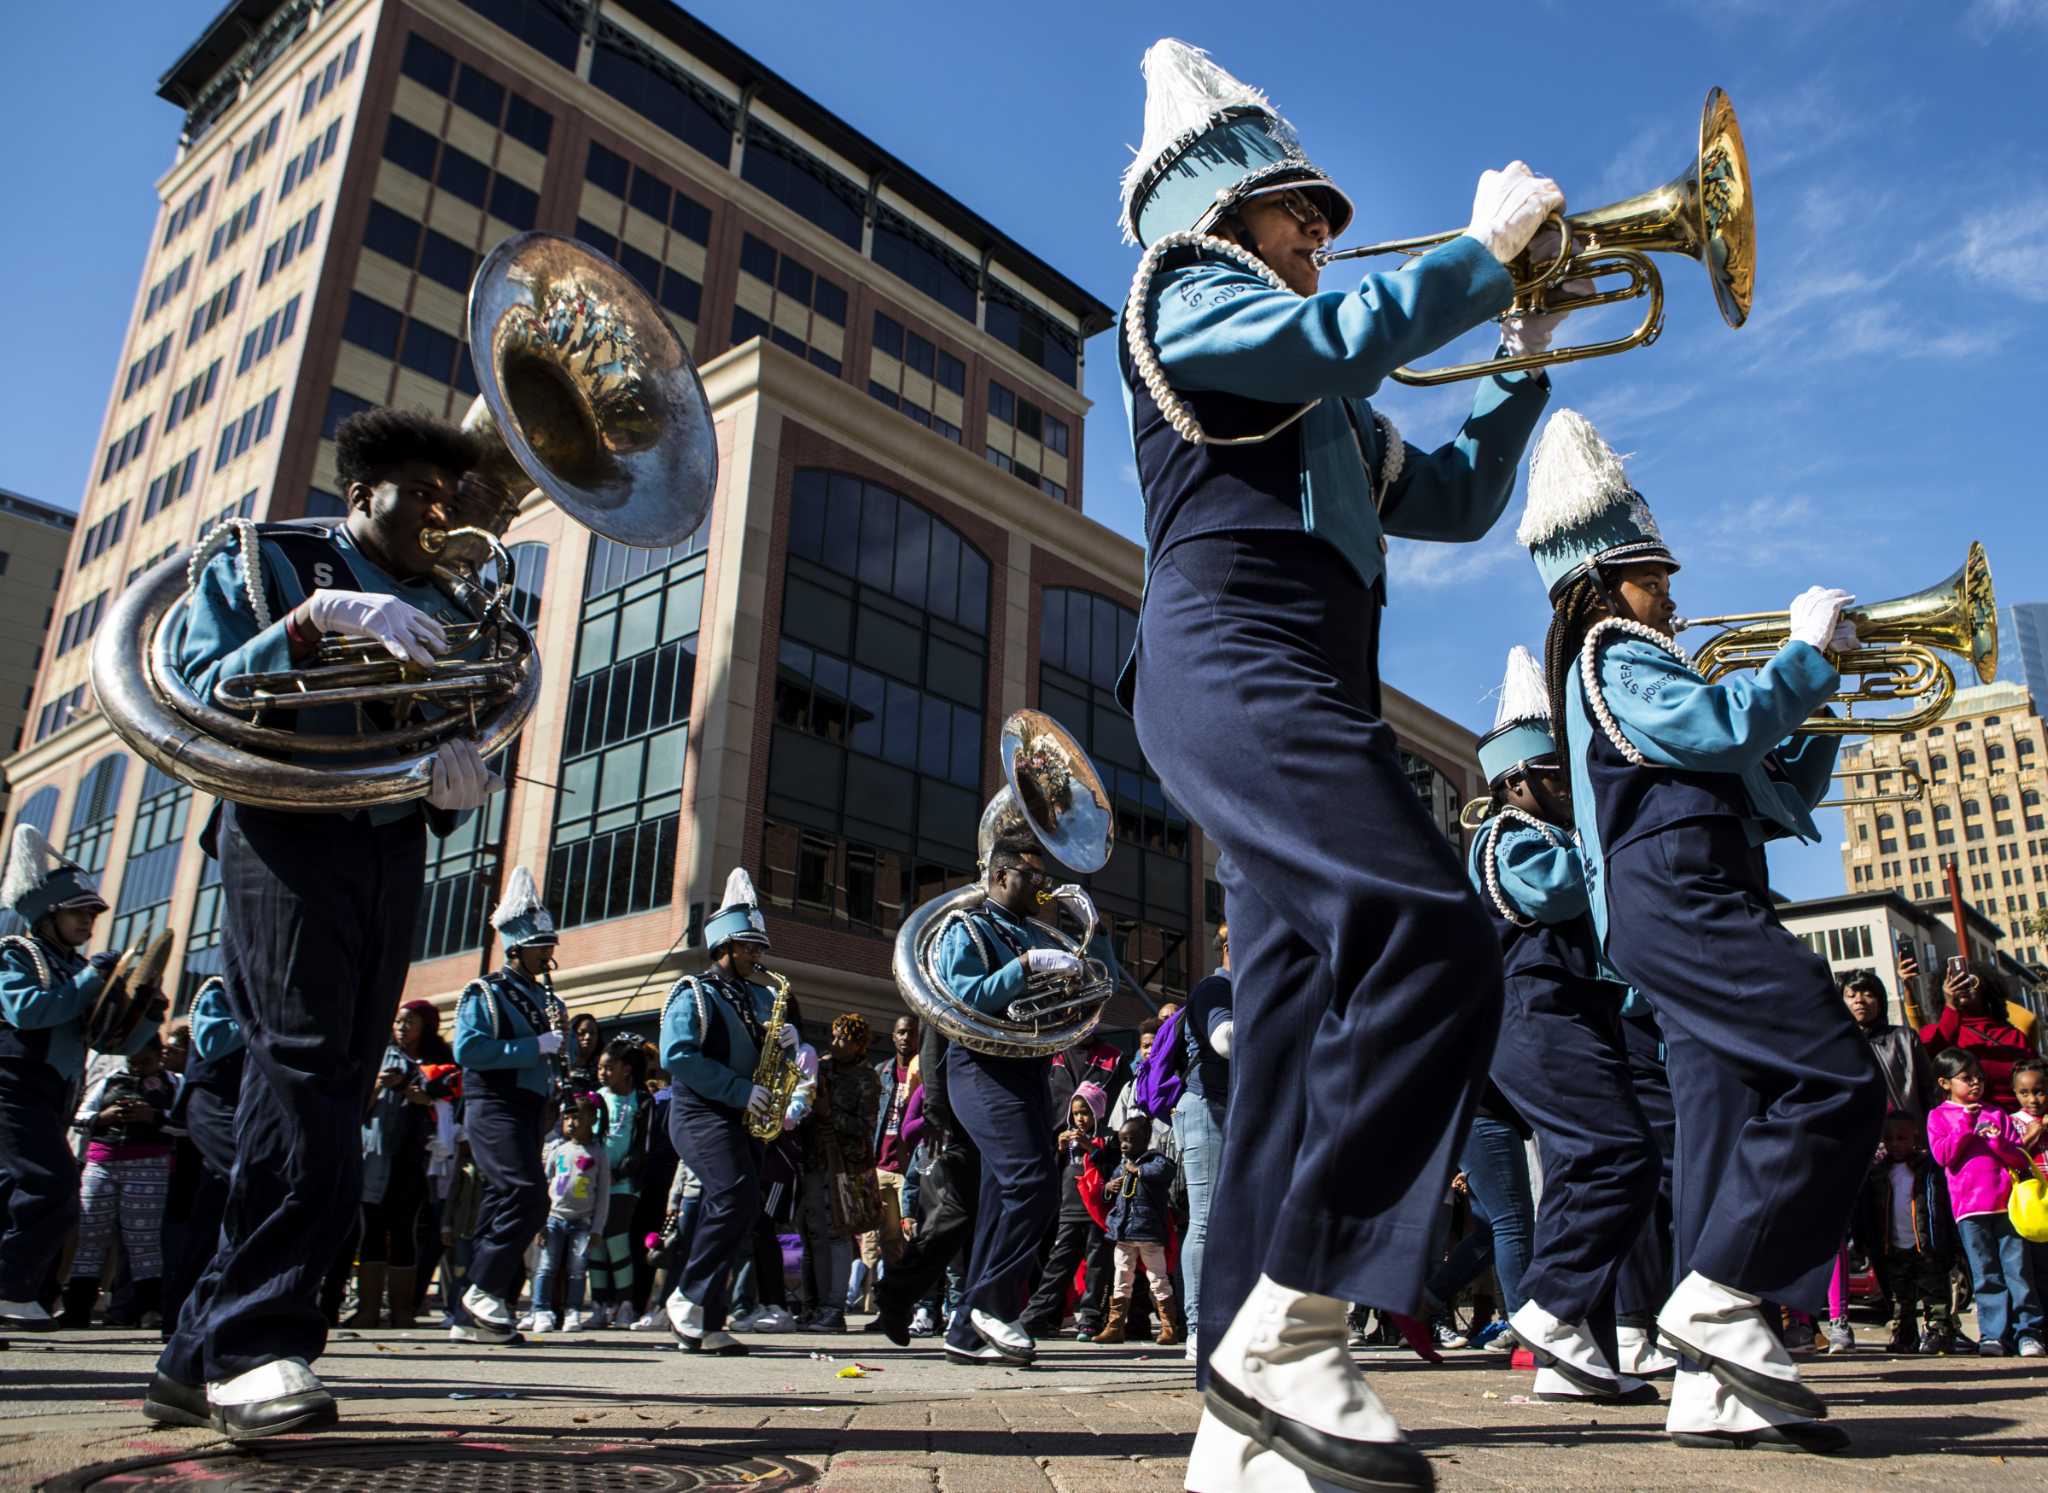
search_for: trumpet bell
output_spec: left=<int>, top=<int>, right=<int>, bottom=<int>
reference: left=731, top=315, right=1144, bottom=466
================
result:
left=1855, top=541, right=1997, bottom=685
left=467, top=231, right=717, bottom=549
left=978, top=709, right=1114, bottom=873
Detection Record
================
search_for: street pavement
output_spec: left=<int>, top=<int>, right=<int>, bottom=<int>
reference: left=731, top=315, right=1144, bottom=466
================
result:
left=2, top=1317, right=2044, bottom=1490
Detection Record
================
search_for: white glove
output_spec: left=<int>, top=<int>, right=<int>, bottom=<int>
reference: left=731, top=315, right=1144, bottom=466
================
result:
left=427, top=737, right=504, bottom=811
left=1022, top=948, right=1085, bottom=979
left=1501, top=273, right=1596, bottom=358
left=1209, top=1018, right=1234, bottom=1060
left=1787, top=586, right=1856, bottom=652
left=534, top=1030, right=564, bottom=1056
left=1464, top=162, right=1565, bottom=265
left=777, top=1022, right=799, bottom=1052
left=1829, top=617, right=1861, bottom=653
left=305, top=588, right=448, bottom=668
left=745, top=1083, right=773, bottom=1120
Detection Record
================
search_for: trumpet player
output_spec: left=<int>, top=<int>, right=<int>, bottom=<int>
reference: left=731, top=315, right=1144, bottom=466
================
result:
left=148, top=409, right=504, bottom=1439
left=447, top=867, right=564, bottom=1345
left=1115, top=38, right=1575, bottom=1493
left=1522, top=408, right=1884, bottom=1451
left=660, top=868, right=797, bottom=1355
left=0, top=826, right=134, bottom=1333
left=936, top=834, right=1118, bottom=1367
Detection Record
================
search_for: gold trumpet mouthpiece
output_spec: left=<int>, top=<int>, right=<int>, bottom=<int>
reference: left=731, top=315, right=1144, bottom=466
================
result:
left=418, top=527, right=449, bottom=556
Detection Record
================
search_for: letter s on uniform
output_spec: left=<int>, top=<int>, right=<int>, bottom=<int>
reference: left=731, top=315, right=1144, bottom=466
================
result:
left=312, top=562, right=336, bottom=588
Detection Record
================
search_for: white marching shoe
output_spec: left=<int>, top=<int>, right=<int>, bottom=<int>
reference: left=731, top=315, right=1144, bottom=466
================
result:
left=1508, top=1301, right=1655, bottom=1402
left=1615, top=1322, right=1678, bottom=1377
left=1202, top=1275, right=1429, bottom=1492
left=450, top=1285, right=518, bottom=1344
left=1655, top=1272, right=1825, bottom=1421
left=207, top=1357, right=338, bottom=1440
left=969, top=1307, right=1036, bottom=1362
left=1185, top=1406, right=1388, bottom=1493
left=0, top=1299, right=55, bottom=1332
left=1665, top=1366, right=1849, bottom=1454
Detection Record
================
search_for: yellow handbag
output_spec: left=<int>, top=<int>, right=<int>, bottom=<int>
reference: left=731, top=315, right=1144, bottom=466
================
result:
left=2010, top=1170, right=2048, bottom=1245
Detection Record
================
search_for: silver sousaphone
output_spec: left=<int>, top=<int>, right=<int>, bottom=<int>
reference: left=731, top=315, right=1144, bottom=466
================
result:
left=92, top=232, right=717, bottom=811
left=893, top=709, right=1117, bottom=1058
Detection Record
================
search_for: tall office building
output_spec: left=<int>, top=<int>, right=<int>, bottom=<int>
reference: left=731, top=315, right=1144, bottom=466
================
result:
left=1837, top=680, right=2048, bottom=970
left=0, top=488, right=77, bottom=762
left=6, top=0, right=1488, bottom=1034
left=2006, top=602, right=2048, bottom=712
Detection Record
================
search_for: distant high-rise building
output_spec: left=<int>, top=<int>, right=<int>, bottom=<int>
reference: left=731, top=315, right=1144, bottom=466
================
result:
left=2005, top=602, right=2048, bottom=710
left=0, top=488, right=76, bottom=762
left=4, top=0, right=1498, bottom=1034
left=1837, top=680, right=2048, bottom=967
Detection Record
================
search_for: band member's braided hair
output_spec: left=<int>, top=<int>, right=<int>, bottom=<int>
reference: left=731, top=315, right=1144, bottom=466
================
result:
left=1543, top=572, right=1613, bottom=735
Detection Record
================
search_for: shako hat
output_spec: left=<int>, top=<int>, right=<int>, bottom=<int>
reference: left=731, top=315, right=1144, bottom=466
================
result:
left=704, top=867, right=770, bottom=951
left=1518, top=409, right=1678, bottom=601
left=1477, top=646, right=1558, bottom=785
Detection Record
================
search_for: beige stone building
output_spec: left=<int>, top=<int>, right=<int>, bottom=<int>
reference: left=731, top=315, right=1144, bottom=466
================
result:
left=1837, top=680, right=2048, bottom=971
left=5, top=0, right=1487, bottom=1040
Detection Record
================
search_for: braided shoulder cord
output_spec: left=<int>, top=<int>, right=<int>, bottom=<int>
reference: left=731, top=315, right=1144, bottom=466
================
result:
left=183, top=517, right=272, bottom=630
left=663, top=976, right=708, bottom=1045
left=0, top=934, right=51, bottom=991
left=1578, top=619, right=1692, bottom=766
left=1480, top=809, right=1558, bottom=927
left=1123, top=232, right=1317, bottom=447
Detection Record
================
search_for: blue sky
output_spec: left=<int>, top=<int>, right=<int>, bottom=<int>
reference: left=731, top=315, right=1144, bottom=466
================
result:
left=5, top=0, right=2045, bottom=902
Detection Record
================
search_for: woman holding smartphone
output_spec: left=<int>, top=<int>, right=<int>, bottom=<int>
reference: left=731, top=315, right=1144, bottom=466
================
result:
left=1919, top=960, right=2033, bottom=1113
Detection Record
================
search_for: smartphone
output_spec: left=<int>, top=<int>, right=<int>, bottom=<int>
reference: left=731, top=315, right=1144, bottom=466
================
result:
left=1945, top=955, right=1969, bottom=982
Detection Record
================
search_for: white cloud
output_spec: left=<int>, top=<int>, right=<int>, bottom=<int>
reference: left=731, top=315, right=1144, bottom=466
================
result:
left=1953, top=194, right=2048, bottom=303
left=1691, top=493, right=1834, bottom=563
left=1388, top=528, right=1526, bottom=589
left=1963, top=0, right=2048, bottom=38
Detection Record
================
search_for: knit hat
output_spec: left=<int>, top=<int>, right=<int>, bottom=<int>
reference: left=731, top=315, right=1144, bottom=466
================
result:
left=0, top=824, right=107, bottom=925
left=400, top=998, right=441, bottom=1032
left=1477, top=646, right=1557, bottom=786
left=704, top=867, right=770, bottom=950
left=1517, top=410, right=1678, bottom=601
left=1074, top=1081, right=1108, bottom=1124
left=490, top=866, right=557, bottom=951
left=1119, top=39, right=1354, bottom=249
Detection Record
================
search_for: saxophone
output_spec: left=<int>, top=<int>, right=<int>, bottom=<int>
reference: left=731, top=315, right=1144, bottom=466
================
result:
left=747, top=968, right=802, bottom=1140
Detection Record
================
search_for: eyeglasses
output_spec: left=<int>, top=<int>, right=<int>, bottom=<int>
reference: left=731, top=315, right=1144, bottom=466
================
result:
left=1006, top=865, right=1053, bottom=891
left=1269, top=189, right=1329, bottom=228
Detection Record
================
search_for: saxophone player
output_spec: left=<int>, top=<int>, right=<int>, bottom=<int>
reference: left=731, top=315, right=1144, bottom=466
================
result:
left=448, top=866, right=565, bottom=1345
left=936, top=833, right=1121, bottom=1366
left=660, top=868, right=797, bottom=1355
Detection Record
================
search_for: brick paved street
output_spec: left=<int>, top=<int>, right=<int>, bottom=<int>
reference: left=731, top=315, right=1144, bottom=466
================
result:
left=3, top=1320, right=2044, bottom=1490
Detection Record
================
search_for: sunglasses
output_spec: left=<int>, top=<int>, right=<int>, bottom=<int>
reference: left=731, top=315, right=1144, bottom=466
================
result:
left=1268, top=189, right=1329, bottom=228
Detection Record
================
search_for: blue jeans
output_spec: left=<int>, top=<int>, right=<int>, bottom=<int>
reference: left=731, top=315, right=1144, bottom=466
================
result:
left=1174, top=1088, right=1226, bottom=1340
left=1957, top=1213, right=2043, bottom=1347
left=1426, top=1114, right=1535, bottom=1319
left=531, top=1216, right=592, bottom=1316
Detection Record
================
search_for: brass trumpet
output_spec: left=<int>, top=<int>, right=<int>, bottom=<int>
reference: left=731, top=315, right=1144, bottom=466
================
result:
left=1818, top=763, right=1927, bottom=810
left=1315, top=89, right=1754, bottom=384
left=1678, top=543, right=1997, bottom=736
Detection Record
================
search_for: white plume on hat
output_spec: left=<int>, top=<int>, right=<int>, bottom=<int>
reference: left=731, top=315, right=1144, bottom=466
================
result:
left=1119, top=39, right=1292, bottom=242
left=1516, top=409, right=1657, bottom=547
left=1, top=824, right=83, bottom=911
left=719, top=867, right=761, bottom=912
left=490, top=865, right=553, bottom=937
left=1494, top=646, right=1551, bottom=729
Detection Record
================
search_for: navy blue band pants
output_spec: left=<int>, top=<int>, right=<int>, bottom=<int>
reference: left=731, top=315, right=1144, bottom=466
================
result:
left=1614, top=1008, right=1676, bottom=1321
left=158, top=803, right=424, bottom=1385
left=670, top=1089, right=762, bottom=1333
left=0, top=1059, right=77, bottom=1301
left=1132, top=536, right=1503, bottom=1383
left=463, top=1081, right=546, bottom=1300
left=1606, top=822, right=1884, bottom=1312
left=945, top=1045, right=1055, bottom=1345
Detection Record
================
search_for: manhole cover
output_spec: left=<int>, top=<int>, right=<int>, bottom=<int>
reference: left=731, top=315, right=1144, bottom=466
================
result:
left=45, top=1439, right=814, bottom=1492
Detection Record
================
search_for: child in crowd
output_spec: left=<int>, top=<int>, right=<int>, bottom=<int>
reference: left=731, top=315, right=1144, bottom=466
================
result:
left=2012, top=1057, right=2047, bottom=1305
left=1926, top=1049, right=2043, bottom=1357
left=1869, top=1112, right=1955, bottom=1354
left=1091, top=1115, right=1181, bottom=1345
left=1021, top=1084, right=1110, bottom=1338
left=531, top=1094, right=612, bottom=1334
left=588, top=1040, right=651, bottom=1327
left=63, top=1036, right=179, bottom=1328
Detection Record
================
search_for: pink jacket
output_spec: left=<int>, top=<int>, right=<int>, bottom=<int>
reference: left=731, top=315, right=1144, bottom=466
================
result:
left=1927, top=1101, right=2030, bottom=1218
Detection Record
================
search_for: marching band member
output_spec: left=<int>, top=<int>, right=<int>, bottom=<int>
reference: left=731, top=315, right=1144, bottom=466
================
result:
left=148, top=408, right=503, bottom=1437
left=934, top=833, right=1116, bottom=1366
left=449, top=867, right=563, bottom=1344
left=0, top=827, right=144, bottom=1331
left=661, top=869, right=794, bottom=1355
left=1465, top=647, right=1658, bottom=1405
left=1522, top=408, right=1884, bottom=1452
left=1114, top=38, right=1571, bottom=1492
left=162, top=975, right=243, bottom=1338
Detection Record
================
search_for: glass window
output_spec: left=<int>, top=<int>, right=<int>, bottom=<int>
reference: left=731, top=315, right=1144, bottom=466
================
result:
left=0, top=787, right=61, bottom=935
left=489, top=175, right=539, bottom=230
left=382, top=116, right=438, bottom=180
left=549, top=525, right=709, bottom=929
left=343, top=293, right=402, bottom=357
left=585, top=142, right=630, bottom=195
left=436, top=143, right=489, bottom=207
left=454, top=66, right=505, bottom=127
left=741, top=120, right=862, bottom=248
left=872, top=207, right=979, bottom=322
left=401, top=34, right=455, bottom=94
left=589, top=29, right=733, bottom=165
left=65, top=754, right=130, bottom=877
left=454, top=0, right=580, bottom=70
left=418, top=228, right=473, bottom=291
left=108, top=765, right=192, bottom=952
left=363, top=202, right=420, bottom=268
left=399, top=320, right=458, bottom=382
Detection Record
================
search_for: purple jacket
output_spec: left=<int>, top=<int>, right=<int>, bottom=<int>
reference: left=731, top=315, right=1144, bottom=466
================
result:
left=1927, top=1101, right=2030, bottom=1218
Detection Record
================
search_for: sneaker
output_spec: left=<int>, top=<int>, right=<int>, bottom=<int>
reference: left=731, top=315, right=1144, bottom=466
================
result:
left=1886, top=1324, right=1920, bottom=1354
left=908, top=1307, right=936, bottom=1338
left=1184, top=1338, right=1199, bottom=1364
left=1825, top=1317, right=1855, bottom=1354
left=515, top=1313, right=537, bottom=1332
left=1980, top=1339, right=2008, bottom=1357
left=529, top=1311, right=560, bottom=1335
left=1470, top=1319, right=1514, bottom=1352
left=727, top=1307, right=771, bottom=1332
left=1433, top=1320, right=1468, bottom=1350
left=756, top=1306, right=799, bottom=1333
left=629, top=1309, right=667, bottom=1332
left=561, top=1310, right=588, bottom=1332
left=2018, top=1336, right=2046, bottom=1358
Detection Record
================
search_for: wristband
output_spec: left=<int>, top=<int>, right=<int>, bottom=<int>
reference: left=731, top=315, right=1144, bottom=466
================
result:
left=284, top=607, right=323, bottom=658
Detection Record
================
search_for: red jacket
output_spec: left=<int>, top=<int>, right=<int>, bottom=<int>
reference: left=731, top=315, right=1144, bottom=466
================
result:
left=1918, top=1007, right=2031, bottom=1111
